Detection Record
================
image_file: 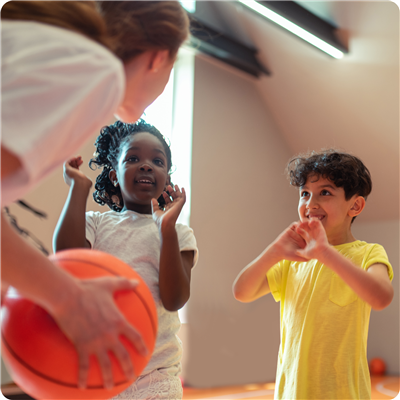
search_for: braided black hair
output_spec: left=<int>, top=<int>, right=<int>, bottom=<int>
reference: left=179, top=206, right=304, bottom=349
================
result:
left=89, top=119, right=172, bottom=212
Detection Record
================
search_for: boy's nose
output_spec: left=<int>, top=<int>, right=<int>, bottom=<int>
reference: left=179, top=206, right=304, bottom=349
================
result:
left=306, top=197, right=319, bottom=209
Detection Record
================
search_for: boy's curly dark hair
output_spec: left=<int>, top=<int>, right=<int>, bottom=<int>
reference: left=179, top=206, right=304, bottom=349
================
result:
left=287, top=149, right=372, bottom=201
left=89, top=119, right=172, bottom=212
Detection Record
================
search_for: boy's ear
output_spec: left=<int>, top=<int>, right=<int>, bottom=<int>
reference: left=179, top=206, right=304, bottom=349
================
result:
left=349, top=196, right=365, bottom=217
left=109, top=170, right=118, bottom=187
left=149, top=50, right=170, bottom=73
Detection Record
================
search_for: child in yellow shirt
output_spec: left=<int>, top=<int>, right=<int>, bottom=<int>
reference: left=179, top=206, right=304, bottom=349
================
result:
left=233, top=149, right=393, bottom=400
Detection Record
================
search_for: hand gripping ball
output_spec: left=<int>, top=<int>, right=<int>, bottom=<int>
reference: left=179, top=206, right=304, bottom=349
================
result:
left=1, top=249, right=158, bottom=399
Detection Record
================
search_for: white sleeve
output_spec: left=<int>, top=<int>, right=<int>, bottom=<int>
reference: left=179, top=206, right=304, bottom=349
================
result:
left=1, top=21, right=125, bottom=206
left=176, top=224, right=199, bottom=268
left=85, top=211, right=100, bottom=248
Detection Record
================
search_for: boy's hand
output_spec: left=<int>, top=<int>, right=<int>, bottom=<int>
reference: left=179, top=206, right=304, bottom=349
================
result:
left=151, top=185, right=186, bottom=231
left=295, top=218, right=330, bottom=260
left=63, top=156, right=92, bottom=189
left=271, top=222, right=309, bottom=262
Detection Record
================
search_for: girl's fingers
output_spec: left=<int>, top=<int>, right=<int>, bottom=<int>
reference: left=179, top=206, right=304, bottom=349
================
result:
left=151, top=198, right=160, bottom=213
left=163, top=191, right=172, bottom=204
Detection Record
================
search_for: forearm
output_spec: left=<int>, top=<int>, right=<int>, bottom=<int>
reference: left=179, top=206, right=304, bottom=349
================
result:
left=53, top=181, right=91, bottom=252
left=233, top=245, right=281, bottom=303
left=158, top=223, right=190, bottom=311
left=2, top=212, right=80, bottom=314
left=319, top=246, right=393, bottom=310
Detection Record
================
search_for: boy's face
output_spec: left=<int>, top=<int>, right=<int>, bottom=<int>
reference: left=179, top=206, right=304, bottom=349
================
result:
left=297, top=175, right=361, bottom=244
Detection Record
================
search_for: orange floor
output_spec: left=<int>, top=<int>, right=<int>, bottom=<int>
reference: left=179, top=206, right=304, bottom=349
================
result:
left=182, top=376, right=399, bottom=400
left=1, top=375, right=398, bottom=399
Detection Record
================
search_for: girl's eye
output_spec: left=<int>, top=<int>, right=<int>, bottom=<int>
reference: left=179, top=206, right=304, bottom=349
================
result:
left=126, top=156, right=138, bottom=162
left=154, top=159, right=165, bottom=166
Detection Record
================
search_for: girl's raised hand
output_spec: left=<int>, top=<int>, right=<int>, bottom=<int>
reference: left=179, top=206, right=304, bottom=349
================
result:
left=63, top=156, right=92, bottom=188
left=151, top=185, right=186, bottom=230
left=271, top=222, right=309, bottom=262
left=295, top=218, right=330, bottom=260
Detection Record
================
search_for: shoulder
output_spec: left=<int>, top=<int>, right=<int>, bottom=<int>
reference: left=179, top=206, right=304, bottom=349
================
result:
left=86, top=210, right=120, bottom=225
left=353, top=241, right=393, bottom=280
left=175, top=223, right=196, bottom=238
left=2, top=20, right=124, bottom=90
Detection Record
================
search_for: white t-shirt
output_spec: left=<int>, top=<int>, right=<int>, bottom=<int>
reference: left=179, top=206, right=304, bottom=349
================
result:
left=1, top=21, right=125, bottom=206
left=85, top=210, right=199, bottom=374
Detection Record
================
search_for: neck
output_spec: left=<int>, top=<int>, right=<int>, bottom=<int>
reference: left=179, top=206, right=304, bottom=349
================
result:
left=120, top=203, right=152, bottom=214
left=328, top=230, right=356, bottom=246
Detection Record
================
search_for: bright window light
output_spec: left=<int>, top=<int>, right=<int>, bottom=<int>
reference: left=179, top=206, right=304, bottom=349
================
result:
left=141, top=48, right=195, bottom=323
left=180, top=0, right=196, bottom=13
left=238, top=0, right=344, bottom=59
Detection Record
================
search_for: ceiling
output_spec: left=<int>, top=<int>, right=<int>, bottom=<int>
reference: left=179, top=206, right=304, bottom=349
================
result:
left=190, top=1, right=399, bottom=223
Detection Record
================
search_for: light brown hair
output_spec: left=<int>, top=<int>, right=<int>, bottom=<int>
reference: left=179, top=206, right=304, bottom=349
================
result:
left=97, top=1, right=190, bottom=62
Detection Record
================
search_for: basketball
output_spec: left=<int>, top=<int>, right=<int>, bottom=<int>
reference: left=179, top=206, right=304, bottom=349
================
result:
left=1, top=248, right=158, bottom=399
left=369, top=357, right=386, bottom=376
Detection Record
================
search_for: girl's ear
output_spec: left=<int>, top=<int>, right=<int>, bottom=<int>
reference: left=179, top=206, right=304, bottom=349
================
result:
left=109, top=170, right=119, bottom=187
left=149, top=50, right=170, bottom=73
left=349, top=196, right=365, bottom=217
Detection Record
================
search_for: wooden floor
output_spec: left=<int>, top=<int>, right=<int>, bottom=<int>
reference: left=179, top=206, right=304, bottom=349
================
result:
left=182, top=376, right=400, bottom=400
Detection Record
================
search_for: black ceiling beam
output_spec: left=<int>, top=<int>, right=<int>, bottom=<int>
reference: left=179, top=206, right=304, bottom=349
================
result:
left=188, top=16, right=270, bottom=78
left=257, top=1, right=348, bottom=54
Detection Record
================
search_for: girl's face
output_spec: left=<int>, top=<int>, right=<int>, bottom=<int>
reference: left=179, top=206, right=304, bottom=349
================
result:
left=110, top=132, right=170, bottom=214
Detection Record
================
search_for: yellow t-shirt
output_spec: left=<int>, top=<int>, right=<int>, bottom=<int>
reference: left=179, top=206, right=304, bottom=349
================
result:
left=266, top=241, right=393, bottom=400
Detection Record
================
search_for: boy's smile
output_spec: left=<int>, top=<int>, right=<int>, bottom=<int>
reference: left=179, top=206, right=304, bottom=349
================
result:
left=111, top=132, right=169, bottom=213
left=298, top=176, right=361, bottom=245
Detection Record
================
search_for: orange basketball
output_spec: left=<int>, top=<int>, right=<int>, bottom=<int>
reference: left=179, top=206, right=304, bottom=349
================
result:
left=369, top=357, right=386, bottom=376
left=1, top=249, right=158, bottom=399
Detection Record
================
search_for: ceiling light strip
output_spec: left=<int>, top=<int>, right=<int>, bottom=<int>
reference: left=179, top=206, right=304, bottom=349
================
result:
left=238, top=0, right=344, bottom=59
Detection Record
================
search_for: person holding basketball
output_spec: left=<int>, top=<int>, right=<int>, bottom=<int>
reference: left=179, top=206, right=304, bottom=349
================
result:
left=1, top=1, right=189, bottom=390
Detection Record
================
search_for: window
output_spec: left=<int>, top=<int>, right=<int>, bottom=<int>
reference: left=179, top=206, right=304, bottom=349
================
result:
left=141, top=48, right=195, bottom=322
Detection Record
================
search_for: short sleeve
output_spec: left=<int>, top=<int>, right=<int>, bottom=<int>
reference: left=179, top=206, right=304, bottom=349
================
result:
left=1, top=21, right=125, bottom=206
left=176, top=224, right=199, bottom=268
left=85, top=211, right=100, bottom=248
left=363, top=244, right=394, bottom=281
left=267, top=261, right=285, bottom=302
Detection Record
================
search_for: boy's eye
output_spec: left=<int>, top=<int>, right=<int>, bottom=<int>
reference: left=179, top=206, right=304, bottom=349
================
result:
left=321, top=190, right=331, bottom=196
left=301, top=191, right=309, bottom=197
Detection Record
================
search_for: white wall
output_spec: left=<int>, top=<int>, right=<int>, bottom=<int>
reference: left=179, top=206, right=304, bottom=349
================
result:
left=184, top=55, right=296, bottom=387
left=352, top=219, right=400, bottom=375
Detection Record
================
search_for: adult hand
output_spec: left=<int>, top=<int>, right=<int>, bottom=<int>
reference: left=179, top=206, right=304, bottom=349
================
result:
left=63, top=156, right=92, bottom=188
left=53, top=276, right=148, bottom=389
left=295, top=218, right=330, bottom=260
left=151, top=185, right=186, bottom=230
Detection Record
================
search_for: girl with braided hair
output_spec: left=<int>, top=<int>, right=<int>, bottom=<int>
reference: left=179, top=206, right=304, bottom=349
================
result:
left=1, top=1, right=189, bottom=389
left=54, top=120, right=198, bottom=400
